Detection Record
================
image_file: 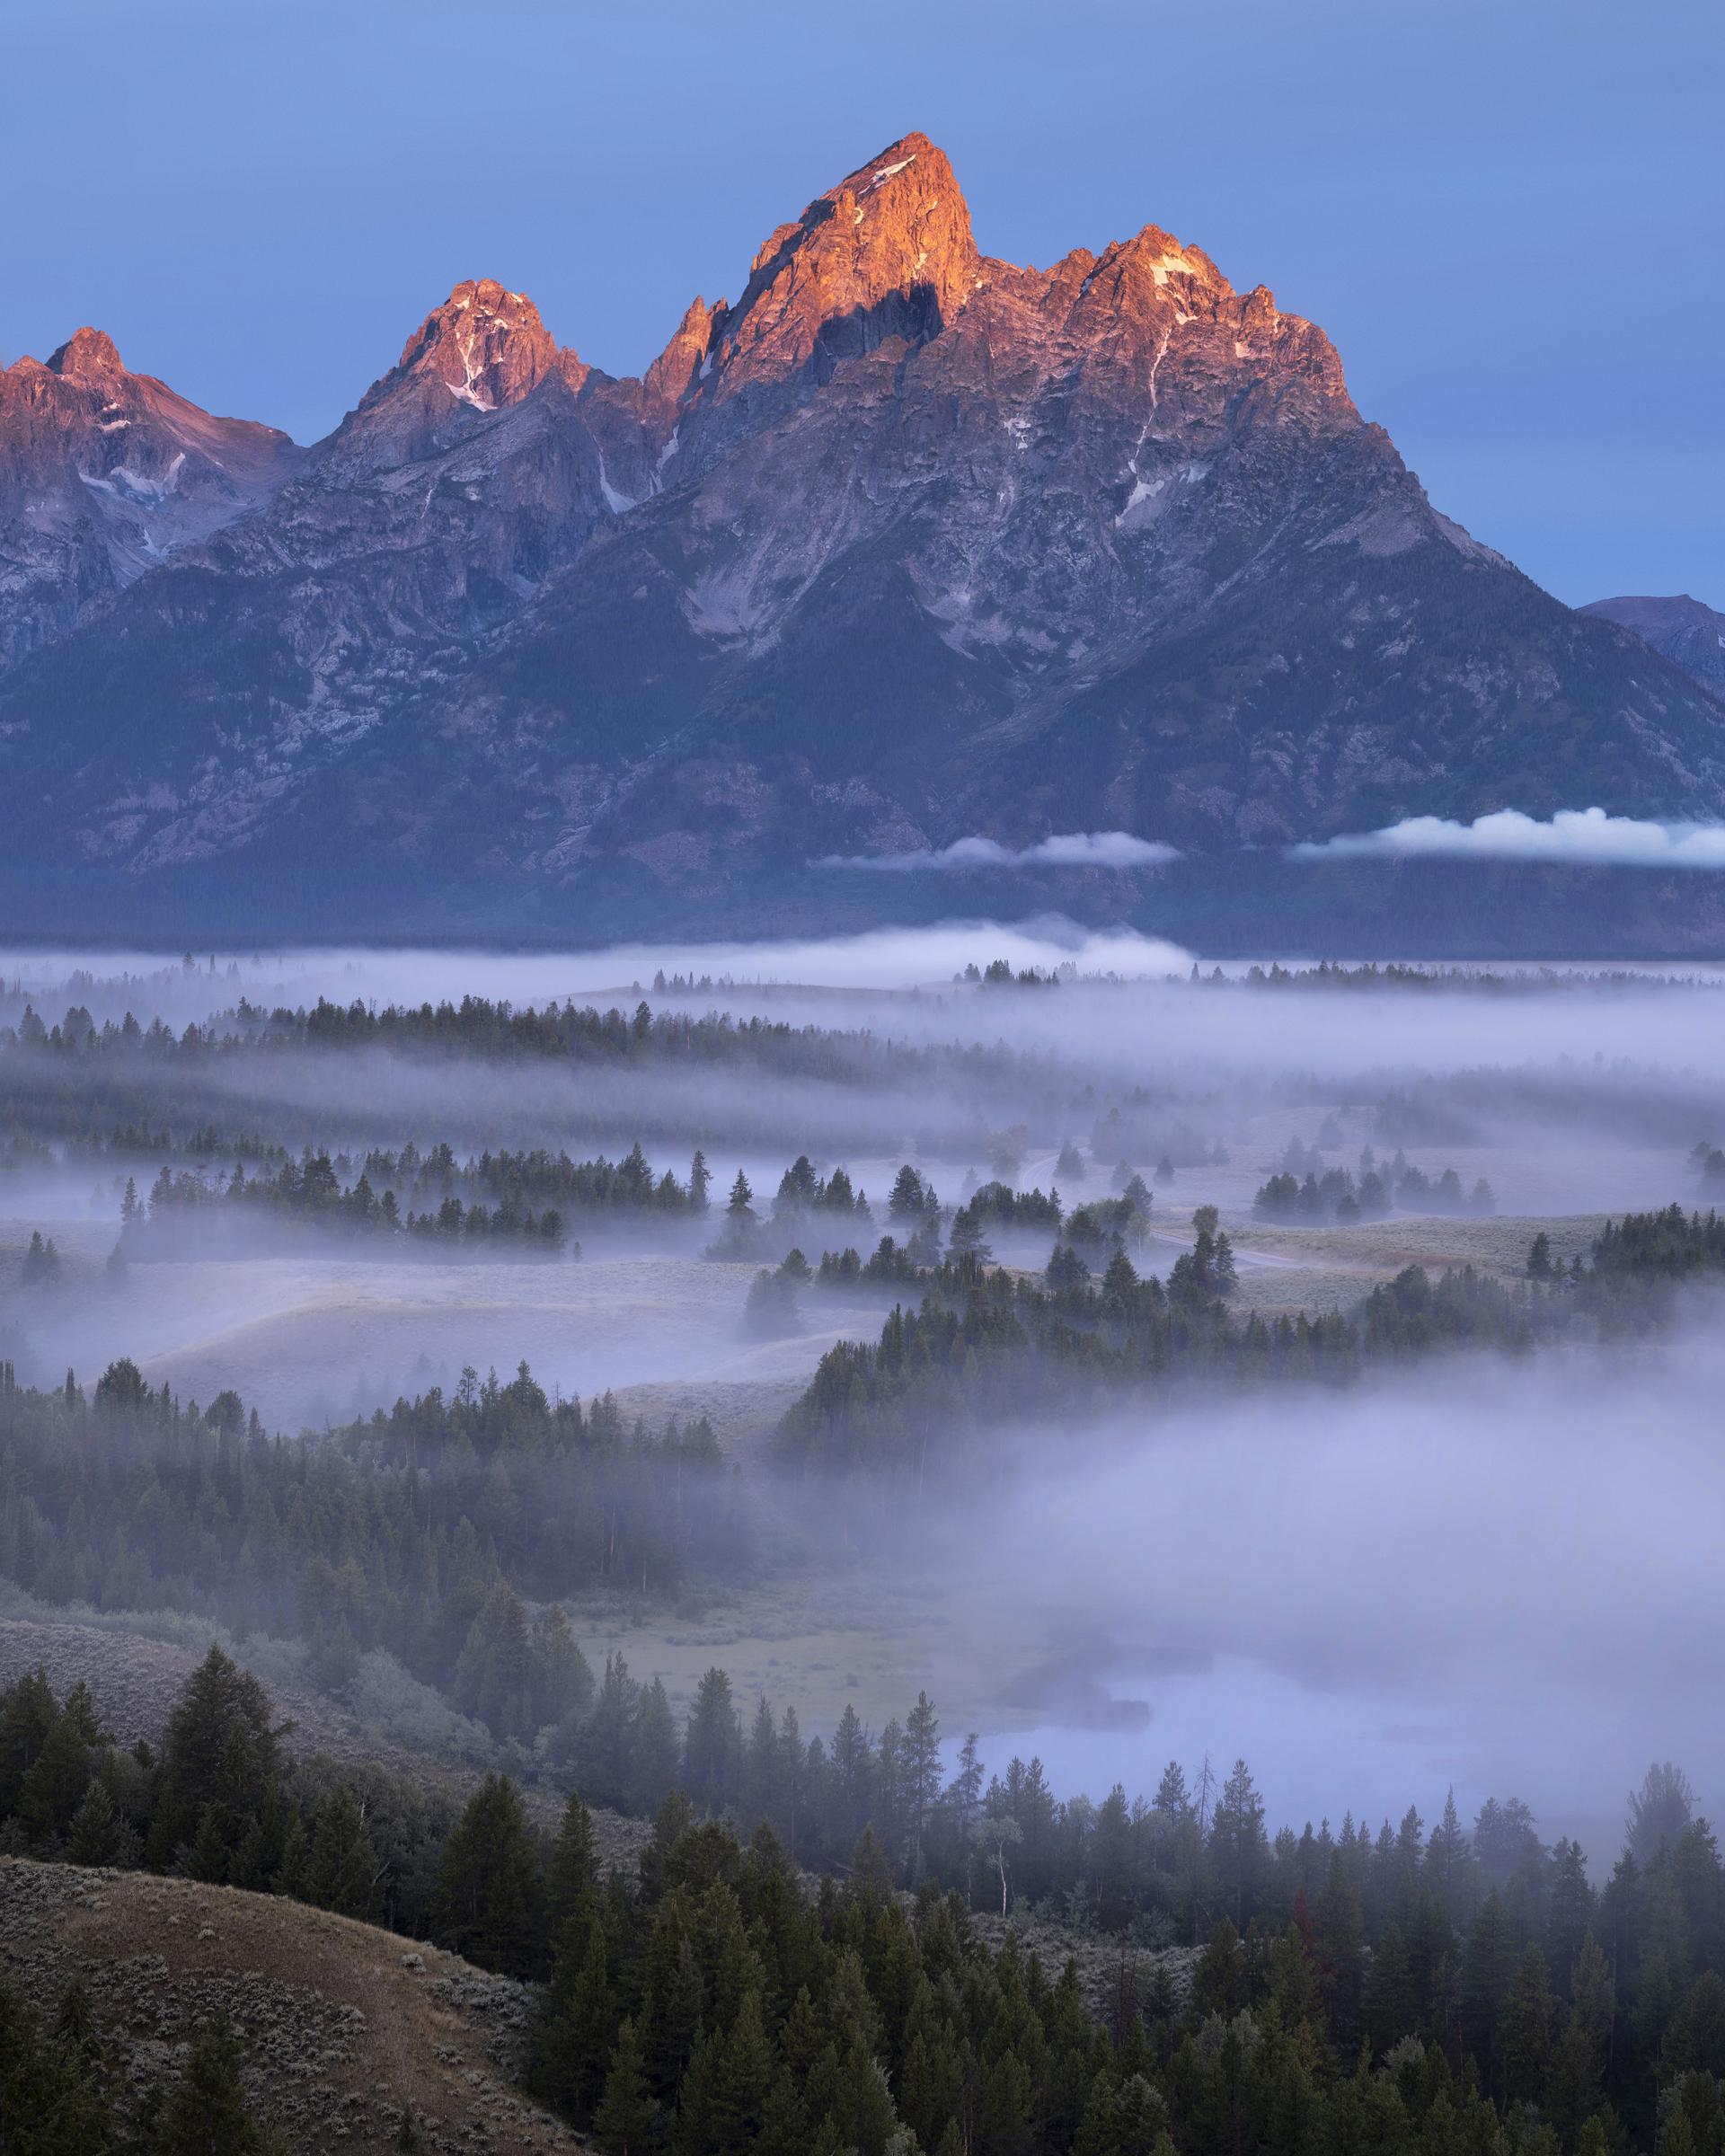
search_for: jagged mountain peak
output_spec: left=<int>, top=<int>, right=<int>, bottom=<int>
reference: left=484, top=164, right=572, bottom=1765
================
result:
left=682, top=131, right=981, bottom=440
left=4, top=127, right=1722, bottom=953
left=643, top=295, right=724, bottom=414
left=765, top=128, right=978, bottom=321
left=0, top=323, right=302, bottom=663
left=1105, top=225, right=1225, bottom=294
left=45, top=326, right=127, bottom=381
left=385, top=277, right=562, bottom=414
left=311, top=277, right=574, bottom=482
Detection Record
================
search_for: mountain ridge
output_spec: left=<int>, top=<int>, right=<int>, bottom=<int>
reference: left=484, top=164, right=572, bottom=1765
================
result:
left=1580, top=593, right=1725, bottom=700
left=0, top=326, right=303, bottom=663
left=2, top=131, right=1721, bottom=949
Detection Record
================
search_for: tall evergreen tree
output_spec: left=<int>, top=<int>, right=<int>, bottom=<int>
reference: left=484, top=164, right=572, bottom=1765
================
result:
left=593, top=2018, right=656, bottom=2155
left=154, top=2014, right=261, bottom=2155
left=683, top=1669, right=739, bottom=1816
left=1460, top=1887, right=1516, bottom=2090
left=301, top=1785, right=378, bottom=1918
left=1499, top=1942, right=1553, bottom=2107
left=545, top=1791, right=600, bottom=1948
left=147, top=1648, right=284, bottom=1878
left=429, top=1773, right=542, bottom=1978
left=902, top=1692, right=942, bottom=1884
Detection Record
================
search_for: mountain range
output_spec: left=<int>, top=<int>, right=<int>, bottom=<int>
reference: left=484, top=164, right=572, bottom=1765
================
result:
left=1580, top=595, right=1725, bottom=702
left=2, top=132, right=1721, bottom=950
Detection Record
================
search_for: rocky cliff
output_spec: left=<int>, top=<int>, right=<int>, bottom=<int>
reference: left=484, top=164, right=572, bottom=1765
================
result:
left=2, top=133, right=1720, bottom=945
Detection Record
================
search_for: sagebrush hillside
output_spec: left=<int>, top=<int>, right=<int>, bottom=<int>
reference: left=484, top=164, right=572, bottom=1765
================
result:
left=0, top=1857, right=586, bottom=2153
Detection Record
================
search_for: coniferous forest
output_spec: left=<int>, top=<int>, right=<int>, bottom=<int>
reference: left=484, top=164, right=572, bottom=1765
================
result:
left=4, top=951, right=1725, bottom=2152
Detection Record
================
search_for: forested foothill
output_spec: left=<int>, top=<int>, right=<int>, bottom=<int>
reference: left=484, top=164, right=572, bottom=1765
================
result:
left=4, top=1645, right=1724, bottom=2156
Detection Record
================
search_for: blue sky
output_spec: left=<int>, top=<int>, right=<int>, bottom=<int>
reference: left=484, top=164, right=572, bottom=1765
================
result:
left=10, top=0, right=1720, bottom=605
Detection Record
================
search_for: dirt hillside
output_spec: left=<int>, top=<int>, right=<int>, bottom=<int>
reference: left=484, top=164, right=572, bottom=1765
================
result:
left=0, top=1857, right=588, bottom=2152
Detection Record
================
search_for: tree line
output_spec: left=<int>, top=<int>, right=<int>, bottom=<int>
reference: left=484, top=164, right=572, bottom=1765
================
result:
left=4, top=1652, right=1724, bottom=2154
left=777, top=1206, right=1725, bottom=1484
left=0, top=1358, right=747, bottom=1739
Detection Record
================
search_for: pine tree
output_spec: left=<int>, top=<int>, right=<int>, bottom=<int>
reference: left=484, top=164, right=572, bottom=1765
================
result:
left=1499, top=1942, right=1553, bottom=2107
left=977, top=2040, right=1035, bottom=2156
left=184, top=1804, right=228, bottom=1885
left=1192, top=1919, right=1248, bottom=2022
left=707, top=1988, right=774, bottom=2152
left=0, top=1975, right=115, bottom=2154
left=692, top=1879, right=765, bottom=2038
left=453, top=1583, right=533, bottom=1742
left=1210, top=1759, right=1268, bottom=1929
left=757, top=2064, right=815, bottom=2156
left=302, top=1785, right=377, bottom=1918
left=155, top=2013, right=258, bottom=2154
left=51, top=1975, right=101, bottom=2071
left=535, top=1920, right=615, bottom=2121
left=674, top=2028, right=721, bottom=2154
left=1091, top=1785, right=1136, bottom=1932
left=429, top=1773, right=543, bottom=1978
left=632, top=1679, right=681, bottom=1814
left=1549, top=1932, right=1610, bottom=2143
left=545, top=1791, right=600, bottom=1947
left=742, top=1694, right=781, bottom=1835
left=148, top=1647, right=282, bottom=1873
left=593, top=2018, right=656, bottom=2155
left=1460, top=1887, right=1515, bottom=2089
left=1426, top=1788, right=1476, bottom=1929
left=529, top=1604, right=594, bottom=1736
left=1628, top=1763, right=1696, bottom=1867
left=902, top=1692, right=942, bottom=1884
left=1662, top=2110, right=1698, bottom=2156
left=827, top=1703, right=873, bottom=1855
left=67, top=1777, right=132, bottom=1868
left=811, top=2028, right=898, bottom=2156
left=683, top=1668, right=739, bottom=1815
left=1314, top=1847, right=1365, bottom=2041
left=1364, top=1921, right=1416, bottom=2055
left=577, top=1653, right=641, bottom=1809
left=1546, top=1837, right=1594, bottom=1994
left=643, top=1922, right=705, bottom=2102
left=16, top=1699, right=95, bottom=1841
left=0, top=1668, right=63, bottom=1816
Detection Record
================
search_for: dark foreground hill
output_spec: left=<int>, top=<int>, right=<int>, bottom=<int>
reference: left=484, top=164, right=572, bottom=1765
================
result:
left=0, top=1857, right=585, bottom=2153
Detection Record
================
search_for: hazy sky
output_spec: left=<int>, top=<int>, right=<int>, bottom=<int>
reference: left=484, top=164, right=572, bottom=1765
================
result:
left=9, top=0, right=1720, bottom=605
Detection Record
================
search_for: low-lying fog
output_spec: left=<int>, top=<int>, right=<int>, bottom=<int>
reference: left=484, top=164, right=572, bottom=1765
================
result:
left=4, top=927, right=1724, bottom=1853
left=954, top=1330, right=1725, bottom=1864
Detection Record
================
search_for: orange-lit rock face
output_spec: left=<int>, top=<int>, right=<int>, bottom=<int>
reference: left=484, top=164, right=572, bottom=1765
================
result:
left=312, top=278, right=573, bottom=483
left=0, top=329, right=302, bottom=661
left=712, top=135, right=981, bottom=384
left=393, top=279, right=563, bottom=415
left=3, top=128, right=1721, bottom=918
